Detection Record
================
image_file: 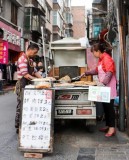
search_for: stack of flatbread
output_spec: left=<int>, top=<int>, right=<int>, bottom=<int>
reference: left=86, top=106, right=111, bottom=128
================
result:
left=32, top=77, right=56, bottom=82
left=54, top=83, right=74, bottom=88
left=35, top=82, right=51, bottom=89
left=72, top=81, right=97, bottom=86
left=59, top=75, right=71, bottom=82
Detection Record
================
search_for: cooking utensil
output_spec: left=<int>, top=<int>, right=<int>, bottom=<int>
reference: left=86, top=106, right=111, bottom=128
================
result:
left=71, top=76, right=81, bottom=81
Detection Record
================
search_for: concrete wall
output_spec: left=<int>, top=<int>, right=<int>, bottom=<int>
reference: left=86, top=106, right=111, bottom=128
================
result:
left=0, top=0, right=25, bottom=28
left=71, top=6, right=86, bottom=39
left=17, top=0, right=25, bottom=29
left=46, top=0, right=53, bottom=34
left=54, top=50, right=86, bottom=67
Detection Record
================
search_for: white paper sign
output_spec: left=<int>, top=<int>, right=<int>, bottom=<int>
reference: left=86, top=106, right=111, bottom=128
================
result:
left=20, top=89, right=53, bottom=150
left=88, top=86, right=111, bottom=103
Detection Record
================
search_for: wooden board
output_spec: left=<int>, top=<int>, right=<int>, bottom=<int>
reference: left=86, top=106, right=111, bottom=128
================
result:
left=24, top=153, right=43, bottom=159
left=19, top=89, right=54, bottom=153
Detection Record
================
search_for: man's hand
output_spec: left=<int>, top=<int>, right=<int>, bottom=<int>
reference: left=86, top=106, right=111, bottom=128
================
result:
left=24, top=74, right=35, bottom=80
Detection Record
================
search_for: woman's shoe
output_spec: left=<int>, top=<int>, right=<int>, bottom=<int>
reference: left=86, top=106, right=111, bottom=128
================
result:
left=99, top=127, right=109, bottom=132
left=105, top=131, right=116, bottom=137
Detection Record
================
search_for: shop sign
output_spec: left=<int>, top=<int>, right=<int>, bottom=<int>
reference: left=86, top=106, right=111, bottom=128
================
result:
left=0, top=41, right=8, bottom=64
left=2, top=29, right=20, bottom=46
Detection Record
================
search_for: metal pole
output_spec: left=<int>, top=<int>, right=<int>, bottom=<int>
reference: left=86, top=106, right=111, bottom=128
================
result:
left=127, top=10, right=129, bottom=136
left=87, top=15, right=89, bottom=39
left=41, top=26, right=47, bottom=77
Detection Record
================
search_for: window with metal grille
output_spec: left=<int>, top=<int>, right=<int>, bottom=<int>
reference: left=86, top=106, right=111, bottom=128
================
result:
left=11, top=2, right=18, bottom=25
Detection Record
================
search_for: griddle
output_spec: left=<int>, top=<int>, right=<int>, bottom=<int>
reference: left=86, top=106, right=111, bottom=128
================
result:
left=59, top=66, right=79, bottom=79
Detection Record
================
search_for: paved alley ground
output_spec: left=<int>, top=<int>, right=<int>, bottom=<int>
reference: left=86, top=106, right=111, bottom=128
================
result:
left=0, top=92, right=129, bottom=160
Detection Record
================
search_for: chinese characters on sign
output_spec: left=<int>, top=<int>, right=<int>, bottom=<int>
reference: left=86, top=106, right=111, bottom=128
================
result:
left=88, top=86, right=111, bottom=103
left=2, top=28, right=20, bottom=46
left=0, top=42, right=8, bottom=64
left=20, top=89, right=53, bottom=150
left=0, top=21, right=21, bottom=47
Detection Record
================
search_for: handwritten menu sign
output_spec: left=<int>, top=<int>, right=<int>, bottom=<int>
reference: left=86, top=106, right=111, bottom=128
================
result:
left=19, top=89, right=54, bottom=153
left=88, top=86, right=111, bottom=103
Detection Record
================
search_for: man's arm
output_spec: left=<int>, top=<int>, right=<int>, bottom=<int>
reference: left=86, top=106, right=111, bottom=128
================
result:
left=34, top=72, right=43, bottom=78
left=24, top=73, right=36, bottom=80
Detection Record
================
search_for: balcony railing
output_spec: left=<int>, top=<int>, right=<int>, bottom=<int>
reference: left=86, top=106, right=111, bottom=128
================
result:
left=46, top=0, right=53, bottom=9
left=37, top=0, right=46, bottom=10
left=25, top=0, right=37, bottom=7
left=25, top=0, right=46, bottom=10
left=24, top=7, right=45, bottom=34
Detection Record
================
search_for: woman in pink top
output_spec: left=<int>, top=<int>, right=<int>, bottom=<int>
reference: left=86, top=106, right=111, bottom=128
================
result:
left=82, top=43, right=117, bottom=137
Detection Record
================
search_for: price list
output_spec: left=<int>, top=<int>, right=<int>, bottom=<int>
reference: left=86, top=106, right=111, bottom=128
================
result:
left=20, top=89, right=53, bottom=151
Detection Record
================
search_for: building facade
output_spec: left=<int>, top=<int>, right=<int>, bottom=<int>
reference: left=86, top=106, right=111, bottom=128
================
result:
left=24, top=0, right=46, bottom=57
left=52, top=0, right=73, bottom=41
left=0, top=0, right=25, bottom=81
left=0, top=0, right=53, bottom=81
left=65, top=0, right=73, bottom=37
left=71, top=6, right=86, bottom=39
left=23, top=0, right=53, bottom=61
left=0, top=0, right=24, bottom=63
left=91, top=0, right=107, bottom=39
left=52, top=0, right=65, bottom=41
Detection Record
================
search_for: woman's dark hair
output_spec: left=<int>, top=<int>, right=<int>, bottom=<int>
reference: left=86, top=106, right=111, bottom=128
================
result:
left=27, top=43, right=39, bottom=50
left=91, top=43, right=112, bottom=55
left=92, top=43, right=105, bottom=53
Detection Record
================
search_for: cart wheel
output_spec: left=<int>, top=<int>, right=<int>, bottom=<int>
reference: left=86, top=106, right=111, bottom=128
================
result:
left=85, top=119, right=96, bottom=133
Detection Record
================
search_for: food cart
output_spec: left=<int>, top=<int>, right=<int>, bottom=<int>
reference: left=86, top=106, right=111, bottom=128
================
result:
left=49, top=37, right=96, bottom=128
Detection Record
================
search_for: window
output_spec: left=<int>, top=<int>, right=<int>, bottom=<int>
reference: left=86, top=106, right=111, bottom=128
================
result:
left=93, top=24, right=101, bottom=38
left=11, top=2, right=18, bottom=25
left=65, top=13, right=73, bottom=24
left=24, top=8, right=31, bottom=31
left=66, top=0, right=71, bottom=8
left=46, top=7, right=51, bottom=22
left=24, top=8, right=41, bottom=33
left=53, top=11, right=60, bottom=28
left=32, top=8, right=40, bottom=31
